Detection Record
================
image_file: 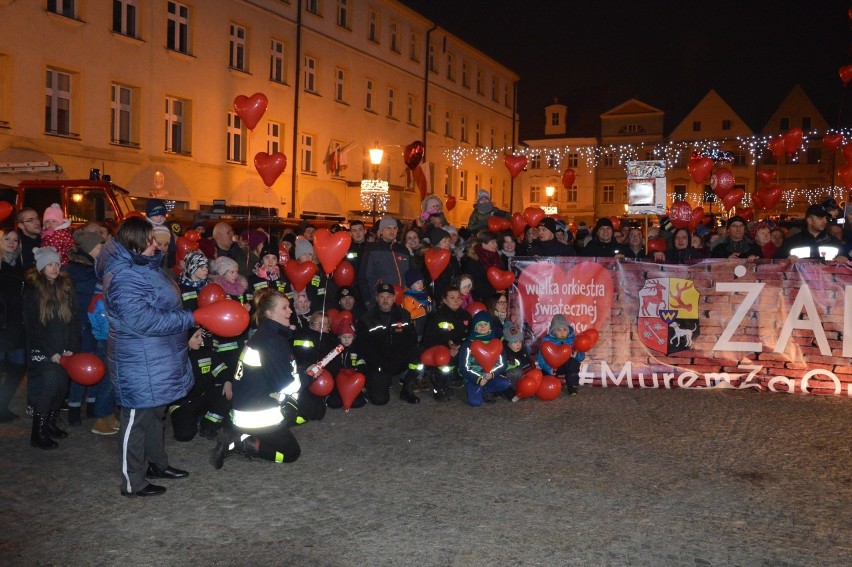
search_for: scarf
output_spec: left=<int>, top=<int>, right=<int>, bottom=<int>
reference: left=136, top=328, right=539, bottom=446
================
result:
left=212, top=274, right=247, bottom=296
left=475, top=246, right=501, bottom=270
left=253, top=263, right=281, bottom=281
left=179, top=274, right=207, bottom=289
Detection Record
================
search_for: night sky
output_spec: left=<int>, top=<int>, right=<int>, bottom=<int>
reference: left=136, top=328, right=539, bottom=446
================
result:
left=400, top=0, right=851, bottom=140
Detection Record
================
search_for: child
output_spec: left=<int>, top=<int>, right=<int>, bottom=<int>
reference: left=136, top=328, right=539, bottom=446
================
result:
left=537, top=314, right=584, bottom=396
left=502, top=324, right=531, bottom=387
left=325, top=318, right=367, bottom=409
left=458, top=311, right=510, bottom=407
left=40, top=204, right=74, bottom=266
left=247, top=240, right=286, bottom=302
left=402, top=268, right=432, bottom=340
left=87, top=292, right=118, bottom=435
left=458, top=275, right=474, bottom=310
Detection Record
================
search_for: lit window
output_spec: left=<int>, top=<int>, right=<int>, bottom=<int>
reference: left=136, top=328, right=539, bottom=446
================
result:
left=270, top=40, right=285, bottom=83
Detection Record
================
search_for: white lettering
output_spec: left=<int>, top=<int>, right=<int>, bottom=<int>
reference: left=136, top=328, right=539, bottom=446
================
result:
left=775, top=284, right=831, bottom=355
left=714, top=282, right=764, bottom=352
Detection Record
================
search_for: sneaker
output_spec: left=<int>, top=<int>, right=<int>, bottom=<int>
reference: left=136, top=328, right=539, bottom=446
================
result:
left=567, top=385, right=578, bottom=397
left=92, top=417, right=118, bottom=435
left=105, top=414, right=121, bottom=431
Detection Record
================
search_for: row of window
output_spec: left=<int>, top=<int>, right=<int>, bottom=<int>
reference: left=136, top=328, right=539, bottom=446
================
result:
left=530, top=185, right=580, bottom=204
left=691, top=117, right=813, bottom=133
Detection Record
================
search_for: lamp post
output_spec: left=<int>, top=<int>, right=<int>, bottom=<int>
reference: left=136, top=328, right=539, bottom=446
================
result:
left=360, top=143, right=389, bottom=224
left=543, top=185, right=557, bottom=215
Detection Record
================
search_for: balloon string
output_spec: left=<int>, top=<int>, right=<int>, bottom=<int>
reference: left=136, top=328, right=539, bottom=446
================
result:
left=245, top=131, right=253, bottom=274
left=319, top=276, right=328, bottom=346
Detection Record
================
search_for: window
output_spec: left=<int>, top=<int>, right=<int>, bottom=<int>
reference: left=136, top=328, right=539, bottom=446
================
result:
left=368, top=11, right=379, bottom=42
left=461, top=61, right=469, bottom=88
left=387, top=88, right=395, bottom=118
left=566, top=186, right=577, bottom=203
left=270, top=40, right=285, bottom=83
left=167, top=2, right=190, bottom=54
left=337, top=0, right=349, bottom=29
left=428, top=44, right=436, bottom=72
left=444, top=111, right=452, bottom=137
left=48, top=0, right=75, bottom=18
left=530, top=186, right=541, bottom=203
left=476, top=69, right=483, bottom=95
left=113, top=0, right=137, bottom=37
left=446, top=53, right=454, bottom=81
left=722, top=119, right=732, bottom=130
left=365, top=79, right=374, bottom=111
left=779, top=117, right=790, bottom=131
left=229, top=24, right=247, bottom=71
left=45, top=68, right=72, bottom=136
left=491, top=77, right=498, bottom=102
left=802, top=116, right=812, bottom=131
left=474, top=173, right=481, bottom=195
left=443, top=166, right=452, bottom=195
left=110, top=83, right=135, bottom=146
left=164, top=96, right=190, bottom=154
left=306, top=0, right=319, bottom=15
left=732, top=150, right=747, bottom=166
left=474, top=122, right=481, bottom=146
left=691, top=121, right=701, bottom=132
left=673, top=184, right=686, bottom=201
left=267, top=121, right=281, bottom=154
left=603, top=153, right=614, bottom=167
left=566, top=153, right=579, bottom=167
left=426, top=103, right=433, bottom=131
left=547, top=154, right=558, bottom=169
left=409, top=32, right=419, bottom=61
left=807, top=148, right=821, bottom=164
left=334, top=68, right=345, bottom=102
left=551, top=112, right=560, bottom=127
left=67, top=187, right=120, bottom=224
left=226, top=112, right=245, bottom=163
left=389, top=22, right=399, bottom=53
left=301, top=133, right=315, bottom=173
left=459, top=170, right=468, bottom=200
left=602, top=184, right=615, bottom=203
left=530, top=155, right=540, bottom=169
left=460, top=116, right=467, bottom=142
left=504, top=85, right=510, bottom=107
left=407, top=94, right=416, bottom=124
left=304, top=56, right=316, bottom=93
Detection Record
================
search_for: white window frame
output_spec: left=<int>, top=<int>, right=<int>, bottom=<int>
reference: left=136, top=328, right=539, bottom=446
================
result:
left=530, top=185, right=541, bottom=203
left=270, top=39, right=285, bottom=83
left=227, top=111, right=245, bottom=163
left=474, top=122, right=481, bottom=146
left=304, top=56, right=317, bottom=93
left=602, top=184, right=614, bottom=204
left=167, top=1, right=190, bottom=54
left=229, top=24, right=247, bottom=71
left=389, top=22, right=399, bottom=53
left=407, top=94, right=415, bottom=125
left=335, top=68, right=346, bottom=102
left=461, top=60, right=468, bottom=88
left=306, top=0, right=319, bottom=16
left=110, top=83, right=133, bottom=145
left=459, top=169, right=468, bottom=200
left=301, top=133, right=315, bottom=173
left=566, top=186, right=578, bottom=203
left=428, top=44, right=436, bottom=72
left=45, top=68, right=72, bottom=136
left=113, top=0, right=137, bottom=37
left=267, top=121, right=282, bottom=154
left=164, top=96, right=188, bottom=154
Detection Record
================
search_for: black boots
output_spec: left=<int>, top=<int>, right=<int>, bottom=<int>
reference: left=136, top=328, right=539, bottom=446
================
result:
left=0, top=364, right=25, bottom=422
left=211, top=431, right=259, bottom=469
left=45, top=410, right=68, bottom=439
left=30, top=413, right=58, bottom=449
left=400, top=380, right=420, bottom=404
left=68, top=406, right=82, bottom=426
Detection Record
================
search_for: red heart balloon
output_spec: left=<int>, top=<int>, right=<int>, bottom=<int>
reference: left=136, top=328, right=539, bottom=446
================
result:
left=421, top=345, right=451, bottom=368
left=445, top=195, right=456, bottom=211
left=608, top=216, right=621, bottom=231
left=60, top=353, right=105, bottom=386
left=687, top=157, right=713, bottom=184
left=751, top=191, right=766, bottom=210
left=688, top=206, right=705, bottom=231
left=284, top=260, right=317, bottom=292
left=486, top=267, right=514, bottom=291
left=523, top=368, right=543, bottom=388
left=511, top=212, right=527, bottom=237
left=668, top=200, right=693, bottom=229
left=711, top=167, right=735, bottom=194
left=194, top=299, right=250, bottom=337
left=404, top=140, right=425, bottom=170
left=523, top=206, right=545, bottom=228
left=842, top=144, right=852, bottom=164
left=393, top=284, right=404, bottom=306
left=757, top=185, right=782, bottom=209
left=233, top=92, right=268, bottom=131
left=756, top=169, right=776, bottom=185
left=583, top=329, right=600, bottom=346
left=783, top=128, right=803, bottom=155
left=254, top=152, right=287, bottom=187
left=466, top=301, right=487, bottom=318
left=839, top=165, right=852, bottom=190
left=470, top=340, right=502, bottom=373
left=721, top=189, right=745, bottom=210
left=737, top=206, right=754, bottom=222
left=504, top=155, right=528, bottom=179
left=823, top=134, right=845, bottom=154
left=314, top=228, right=351, bottom=275
left=487, top=216, right=512, bottom=233
left=839, top=64, right=852, bottom=86
left=424, top=248, right=450, bottom=281
left=332, top=260, right=355, bottom=287
left=176, top=236, right=199, bottom=257
left=768, top=137, right=786, bottom=161
left=573, top=333, right=594, bottom=353
left=648, top=238, right=667, bottom=253
left=198, top=283, right=226, bottom=307
left=336, top=369, right=366, bottom=411
left=535, top=375, right=562, bottom=401
left=309, top=369, right=335, bottom=397
left=514, top=375, right=538, bottom=400
left=0, top=202, right=12, bottom=223
left=540, top=342, right=572, bottom=369
left=561, top=168, right=576, bottom=188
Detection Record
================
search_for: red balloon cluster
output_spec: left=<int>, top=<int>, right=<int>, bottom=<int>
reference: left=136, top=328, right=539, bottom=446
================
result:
left=573, top=329, right=599, bottom=353
left=314, top=228, right=351, bottom=275
left=466, top=302, right=487, bottom=318
left=668, top=200, right=692, bottom=230
left=687, top=157, right=713, bottom=184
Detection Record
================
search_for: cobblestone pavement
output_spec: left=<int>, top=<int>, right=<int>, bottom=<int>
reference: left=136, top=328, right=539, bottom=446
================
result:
left=0, top=384, right=850, bottom=567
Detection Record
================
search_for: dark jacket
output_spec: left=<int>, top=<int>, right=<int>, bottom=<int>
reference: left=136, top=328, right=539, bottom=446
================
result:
left=711, top=237, right=762, bottom=259
left=64, top=248, right=100, bottom=352
left=0, top=258, right=26, bottom=352
left=231, top=318, right=300, bottom=413
left=421, top=303, right=471, bottom=349
left=22, top=276, right=81, bottom=367
left=355, top=304, right=417, bottom=374
left=531, top=238, right=576, bottom=257
left=581, top=239, right=619, bottom=257
left=358, top=239, right=410, bottom=307
left=774, top=230, right=844, bottom=260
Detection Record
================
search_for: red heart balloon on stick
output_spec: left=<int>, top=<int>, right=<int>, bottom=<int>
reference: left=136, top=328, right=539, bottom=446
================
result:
left=757, top=185, right=782, bottom=209
left=254, top=152, right=287, bottom=187
left=194, top=299, right=250, bottom=337
left=336, top=369, right=366, bottom=411
left=668, top=200, right=693, bottom=229
left=511, top=212, right=527, bottom=237
left=523, top=207, right=545, bottom=228
left=314, top=228, right=351, bottom=275
left=404, top=141, right=425, bottom=170
left=486, top=267, right=515, bottom=291
left=823, top=134, right=844, bottom=154
left=470, top=340, right=502, bottom=373
left=466, top=302, right=487, bottom=318
left=687, top=157, right=713, bottom=184
left=504, top=155, right=528, bottom=179
left=0, top=202, right=12, bottom=223
left=445, top=195, right=456, bottom=211
left=783, top=128, right=803, bottom=155
left=284, top=260, right=317, bottom=292
left=332, top=260, right=355, bottom=287
left=839, top=64, right=852, bottom=86
left=756, top=169, right=776, bottom=185
left=309, top=369, right=335, bottom=397
left=535, top=375, right=562, bottom=401
left=198, top=283, right=226, bottom=307
left=540, top=342, right=572, bottom=369
left=768, top=138, right=786, bottom=161
left=721, top=189, right=745, bottom=210
left=424, top=248, right=450, bottom=281
left=487, top=216, right=512, bottom=233
left=561, top=168, right=576, bottom=188
left=60, top=353, right=105, bottom=386
left=233, top=93, right=268, bottom=131
left=421, top=345, right=451, bottom=367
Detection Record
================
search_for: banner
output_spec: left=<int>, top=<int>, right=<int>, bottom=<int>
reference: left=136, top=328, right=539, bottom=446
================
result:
left=509, top=257, right=852, bottom=397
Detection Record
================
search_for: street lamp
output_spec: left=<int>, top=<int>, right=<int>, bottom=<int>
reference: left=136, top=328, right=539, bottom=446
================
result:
left=543, top=185, right=557, bottom=215
left=360, top=142, right=389, bottom=224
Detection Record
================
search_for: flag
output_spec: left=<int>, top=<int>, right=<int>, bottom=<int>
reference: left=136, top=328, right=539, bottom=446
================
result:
left=414, top=163, right=430, bottom=199
left=325, top=141, right=354, bottom=176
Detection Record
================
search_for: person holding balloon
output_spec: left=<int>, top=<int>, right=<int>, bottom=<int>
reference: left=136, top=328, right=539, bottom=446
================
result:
left=247, top=239, right=287, bottom=302
left=420, top=286, right=471, bottom=401
left=325, top=318, right=367, bottom=410
left=502, top=324, right=531, bottom=387
left=458, top=311, right=510, bottom=407
left=537, top=314, right=584, bottom=396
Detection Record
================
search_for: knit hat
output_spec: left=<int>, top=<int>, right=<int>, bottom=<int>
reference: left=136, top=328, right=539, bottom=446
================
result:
left=475, top=191, right=493, bottom=214
left=476, top=190, right=491, bottom=203
left=726, top=215, right=747, bottom=228
left=72, top=231, right=105, bottom=255
left=444, top=225, right=458, bottom=237
left=243, top=229, right=268, bottom=251
left=378, top=216, right=398, bottom=231
left=504, top=324, right=523, bottom=344
left=549, top=314, right=570, bottom=335
left=405, top=268, right=424, bottom=288
left=33, top=246, right=61, bottom=272
left=146, top=199, right=167, bottom=218
left=42, top=203, right=65, bottom=225
left=211, top=256, right=238, bottom=276
left=152, top=224, right=171, bottom=247
left=333, top=317, right=355, bottom=337
left=376, top=282, right=395, bottom=296
left=428, top=228, right=450, bottom=246
left=294, top=238, right=314, bottom=259
left=538, top=217, right=557, bottom=235
left=183, top=250, right=208, bottom=277
left=594, top=217, right=614, bottom=231
left=259, top=239, right=279, bottom=260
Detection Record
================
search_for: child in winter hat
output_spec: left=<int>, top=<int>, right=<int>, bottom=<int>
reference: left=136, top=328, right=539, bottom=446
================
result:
left=33, top=246, right=61, bottom=272
left=41, top=204, right=74, bottom=265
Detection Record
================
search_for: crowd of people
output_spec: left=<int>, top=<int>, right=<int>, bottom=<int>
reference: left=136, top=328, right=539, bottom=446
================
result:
left=0, top=190, right=848, bottom=497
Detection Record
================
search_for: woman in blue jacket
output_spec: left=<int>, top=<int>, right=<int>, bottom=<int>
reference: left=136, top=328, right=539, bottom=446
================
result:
left=98, top=217, right=196, bottom=498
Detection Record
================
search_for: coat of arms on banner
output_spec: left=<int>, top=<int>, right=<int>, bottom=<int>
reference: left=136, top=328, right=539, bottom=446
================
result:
left=637, top=278, right=700, bottom=354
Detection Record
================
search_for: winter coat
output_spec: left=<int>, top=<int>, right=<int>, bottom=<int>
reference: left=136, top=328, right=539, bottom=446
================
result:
left=97, top=238, right=196, bottom=409
left=64, top=248, right=100, bottom=352
left=22, top=275, right=80, bottom=367
left=355, top=304, right=417, bottom=375
left=537, top=328, right=585, bottom=375
left=231, top=318, right=300, bottom=412
left=0, top=258, right=26, bottom=352
left=358, top=240, right=410, bottom=307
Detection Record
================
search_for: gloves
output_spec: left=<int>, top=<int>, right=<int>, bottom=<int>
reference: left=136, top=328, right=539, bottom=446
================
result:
left=419, top=210, right=431, bottom=222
